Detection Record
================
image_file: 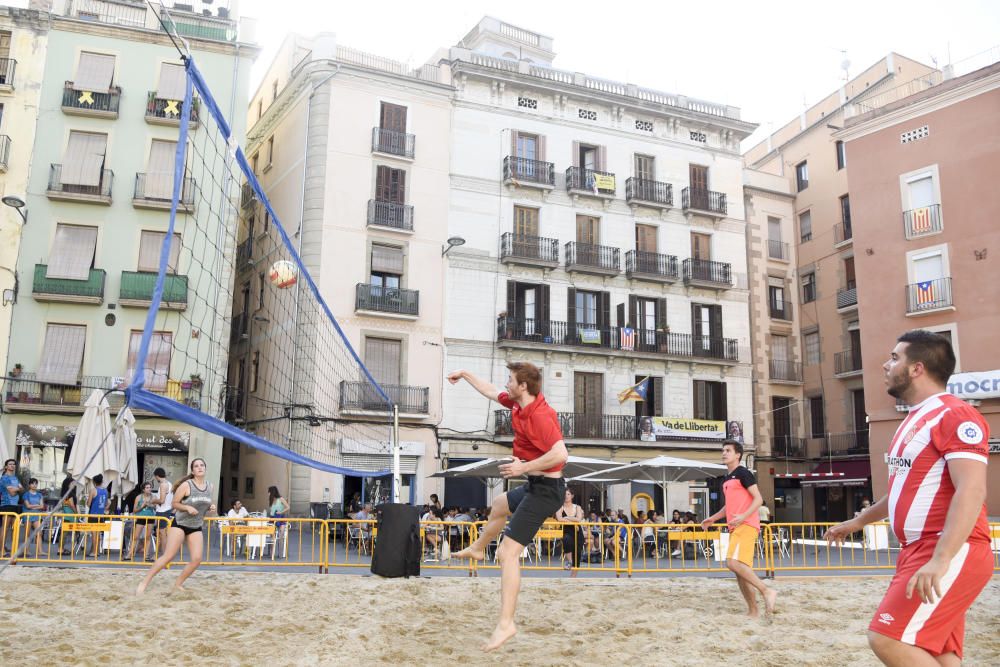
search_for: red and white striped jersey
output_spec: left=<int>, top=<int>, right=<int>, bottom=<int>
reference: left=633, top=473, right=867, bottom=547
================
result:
left=886, top=392, right=990, bottom=547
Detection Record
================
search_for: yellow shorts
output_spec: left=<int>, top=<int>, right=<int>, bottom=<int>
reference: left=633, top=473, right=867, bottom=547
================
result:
left=726, top=524, right=758, bottom=566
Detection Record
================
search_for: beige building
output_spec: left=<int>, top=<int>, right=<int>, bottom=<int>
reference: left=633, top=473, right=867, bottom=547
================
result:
left=741, top=168, right=801, bottom=512
left=225, top=35, right=452, bottom=514
left=835, top=61, right=1000, bottom=515
left=743, top=53, right=937, bottom=521
left=0, top=7, right=49, bottom=389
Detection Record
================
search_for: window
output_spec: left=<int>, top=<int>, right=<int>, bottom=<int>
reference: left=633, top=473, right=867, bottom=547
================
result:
left=799, top=210, right=812, bottom=242
left=809, top=396, right=826, bottom=438
left=145, top=139, right=177, bottom=199
left=512, top=131, right=540, bottom=160
left=62, top=131, right=107, bottom=188
left=250, top=350, right=260, bottom=393
left=380, top=102, right=407, bottom=133
left=691, top=303, right=722, bottom=356
left=74, top=51, right=116, bottom=91
left=574, top=372, right=604, bottom=424
left=634, top=154, right=654, bottom=180
left=907, top=175, right=935, bottom=209
left=266, top=136, right=274, bottom=167
left=768, top=281, right=787, bottom=318
left=256, top=99, right=262, bottom=122
left=835, top=140, right=846, bottom=170
left=257, top=271, right=265, bottom=310
left=127, top=330, right=172, bottom=391
left=230, top=476, right=239, bottom=494
left=690, top=232, right=711, bottom=261
left=245, top=476, right=255, bottom=497
left=767, top=216, right=782, bottom=242
left=47, top=224, right=98, bottom=280
left=370, top=244, right=404, bottom=282
left=844, top=256, right=856, bottom=290
left=804, top=331, right=820, bottom=365
left=262, top=210, right=270, bottom=234
left=251, top=152, right=259, bottom=175
left=801, top=272, right=816, bottom=303
left=689, top=164, right=708, bottom=193
left=693, top=380, right=727, bottom=421
left=772, top=397, right=792, bottom=445
left=506, top=281, right=550, bottom=333
left=576, top=215, right=599, bottom=245
left=514, top=206, right=539, bottom=237
left=575, top=290, right=599, bottom=326
left=138, top=231, right=181, bottom=273
left=156, top=62, right=186, bottom=101
left=365, top=337, right=401, bottom=386
left=375, top=165, right=406, bottom=203
left=37, top=324, right=87, bottom=386
left=271, top=79, right=278, bottom=103
left=635, top=224, right=657, bottom=253
left=795, top=161, right=808, bottom=191
left=840, top=195, right=851, bottom=228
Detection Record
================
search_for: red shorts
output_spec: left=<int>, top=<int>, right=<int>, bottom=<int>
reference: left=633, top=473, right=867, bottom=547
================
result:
left=869, top=538, right=993, bottom=658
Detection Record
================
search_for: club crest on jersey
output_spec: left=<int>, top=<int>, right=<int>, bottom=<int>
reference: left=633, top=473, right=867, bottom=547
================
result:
left=957, top=421, right=984, bottom=445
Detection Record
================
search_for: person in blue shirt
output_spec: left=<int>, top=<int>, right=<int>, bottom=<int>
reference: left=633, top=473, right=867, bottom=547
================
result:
left=22, top=478, right=46, bottom=557
left=1, top=458, right=23, bottom=559
left=88, top=474, right=109, bottom=559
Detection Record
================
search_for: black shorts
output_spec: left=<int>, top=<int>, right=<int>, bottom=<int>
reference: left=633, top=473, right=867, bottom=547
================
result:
left=134, top=516, right=154, bottom=526
left=170, top=518, right=203, bottom=536
left=1, top=505, right=21, bottom=516
left=503, top=476, right=565, bottom=546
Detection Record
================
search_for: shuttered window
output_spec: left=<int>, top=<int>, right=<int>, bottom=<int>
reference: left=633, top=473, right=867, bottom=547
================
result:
left=126, top=331, right=173, bottom=391
left=364, top=337, right=401, bottom=386
left=341, top=454, right=418, bottom=474
left=379, top=102, right=407, bottom=133
left=146, top=139, right=177, bottom=199
left=138, top=231, right=182, bottom=273
left=74, top=52, right=116, bottom=92
left=370, top=244, right=404, bottom=274
left=62, top=132, right=107, bottom=187
left=693, top=380, right=727, bottom=421
left=375, top=166, right=406, bottom=203
left=47, top=224, right=98, bottom=280
left=157, top=62, right=186, bottom=100
left=37, top=324, right=87, bottom=386
left=635, top=224, right=657, bottom=252
left=514, top=206, right=538, bottom=237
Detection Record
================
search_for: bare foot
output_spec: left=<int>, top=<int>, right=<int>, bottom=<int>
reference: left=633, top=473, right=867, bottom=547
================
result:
left=453, top=545, right=486, bottom=562
left=482, top=623, right=517, bottom=652
left=764, top=588, right=778, bottom=616
left=746, top=608, right=759, bottom=618
left=173, top=584, right=186, bottom=592
left=135, top=580, right=149, bottom=596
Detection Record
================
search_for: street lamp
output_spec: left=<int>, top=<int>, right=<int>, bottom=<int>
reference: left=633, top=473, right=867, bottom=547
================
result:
left=442, top=236, right=466, bottom=256
left=2, top=195, right=27, bottom=225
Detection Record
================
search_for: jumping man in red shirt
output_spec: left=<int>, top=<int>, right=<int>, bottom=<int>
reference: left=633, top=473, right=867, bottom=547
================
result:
left=448, top=362, right=569, bottom=652
left=702, top=439, right=777, bottom=617
left=826, top=330, right=992, bottom=666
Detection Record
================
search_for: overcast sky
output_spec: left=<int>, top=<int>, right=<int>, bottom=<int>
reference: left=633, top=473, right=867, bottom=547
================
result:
left=240, top=0, right=998, bottom=150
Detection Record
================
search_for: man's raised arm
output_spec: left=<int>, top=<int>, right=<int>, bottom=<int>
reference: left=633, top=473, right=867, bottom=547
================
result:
left=447, top=369, right=501, bottom=402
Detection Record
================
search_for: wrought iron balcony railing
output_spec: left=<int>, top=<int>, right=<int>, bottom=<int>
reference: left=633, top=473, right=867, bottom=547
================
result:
left=500, top=232, right=559, bottom=265
left=503, top=156, right=555, bottom=186
left=62, top=81, right=122, bottom=115
left=47, top=164, right=113, bottom=201
left=769, top=359, right=802, bottom=382
left=834, top=349, right=862, bottom=375
left=681, top=187, right=727, bottom=215
left=367, top=199, right=414, bottom=231
left=625, top=177, right=672, bottom=207
left=903, top=204, right=942, bottom=239
left=32, top=264, right=106, bottom=303
left=565, top=241, right=620, bottom=274
left=625, top=250, right=679, bottom=281
left=355, top=283, right=419, bottom=316
left=145, top=91, right=201, bottom=124
left=371, top=127, right=415, bottom=158
left=906, top=277, right=952, bottom=313
left=682, top=258, right=732, bottom=287
left=119, top=271, right=189, bottom=308
left=565, top=166, right=616, bottom=195
left=339, top=380, right=429, bottom=414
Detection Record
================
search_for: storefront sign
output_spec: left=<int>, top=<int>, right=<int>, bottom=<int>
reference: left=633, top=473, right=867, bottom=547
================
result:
left=947, top=370, right=1000, bottom=400
left=15, top=424, right=75, bottom=448
left=135, top=429, right=190, bottom=453
left=639, top=418, right=743, bottom=442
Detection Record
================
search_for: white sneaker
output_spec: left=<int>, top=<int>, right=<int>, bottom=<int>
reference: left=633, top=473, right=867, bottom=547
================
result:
left=671, top=549, right=681, bottom=557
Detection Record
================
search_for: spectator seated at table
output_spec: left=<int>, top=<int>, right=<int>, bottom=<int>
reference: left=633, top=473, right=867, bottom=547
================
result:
left=421, top=506, right=443, bottom=560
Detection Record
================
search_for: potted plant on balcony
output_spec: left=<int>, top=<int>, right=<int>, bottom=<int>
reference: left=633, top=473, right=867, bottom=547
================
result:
left=189, top=373, right=203, bottom=389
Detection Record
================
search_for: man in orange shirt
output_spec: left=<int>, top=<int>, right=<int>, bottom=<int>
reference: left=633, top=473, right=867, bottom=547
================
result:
left=448, top=362, right=569, bottom=652
left=702, top=440, right=777, bottom=617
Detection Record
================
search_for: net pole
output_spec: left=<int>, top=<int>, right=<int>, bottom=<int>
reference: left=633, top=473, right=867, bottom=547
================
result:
left=392, top=405, right=401, bottom=503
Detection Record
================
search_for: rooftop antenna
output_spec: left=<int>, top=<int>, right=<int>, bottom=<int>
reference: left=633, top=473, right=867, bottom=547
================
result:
left=840, top=49, right=851, bottom=82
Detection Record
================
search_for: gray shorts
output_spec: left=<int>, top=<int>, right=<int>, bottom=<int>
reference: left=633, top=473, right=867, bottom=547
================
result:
left=503, top=476, right=565, bottom=546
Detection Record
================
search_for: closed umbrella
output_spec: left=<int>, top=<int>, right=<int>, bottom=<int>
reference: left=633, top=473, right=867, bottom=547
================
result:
left=0, top=427, right=9, bottom=463
left=114, top=407, right=139, bottom=496
left=572, top=455, right=728, bottom=516
left=66, top=389, right=118, bottom=491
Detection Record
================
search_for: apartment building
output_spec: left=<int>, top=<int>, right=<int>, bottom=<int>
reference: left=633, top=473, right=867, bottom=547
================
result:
left=0, top=6, right=49, bottom=399
left=438, top=18, right=757, bottom=515
left=2, top=0, right=257, bottom=497
left=224, top=34, right=452, bottom=514
left=835, top=61, right=1000, bottom=514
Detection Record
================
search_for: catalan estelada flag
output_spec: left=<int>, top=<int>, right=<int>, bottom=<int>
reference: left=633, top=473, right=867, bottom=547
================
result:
left=617, top=377, right=649, bottom=404
left=911, top=207, right=932, bottom=233
left=915, top=280, right=936, bottom=306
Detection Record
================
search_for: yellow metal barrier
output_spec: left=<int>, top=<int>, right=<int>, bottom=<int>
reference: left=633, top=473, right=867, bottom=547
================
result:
left=6, top=512, right=172, bottom=565
left=169, top=516, right=328, bottom=571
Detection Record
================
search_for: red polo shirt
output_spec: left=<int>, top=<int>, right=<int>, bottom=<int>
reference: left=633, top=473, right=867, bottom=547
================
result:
left=497, top=391, right=565, bottom=473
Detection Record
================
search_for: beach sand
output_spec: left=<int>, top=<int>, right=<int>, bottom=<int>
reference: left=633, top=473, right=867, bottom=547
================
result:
left=0, top=568, right=997, bottom=665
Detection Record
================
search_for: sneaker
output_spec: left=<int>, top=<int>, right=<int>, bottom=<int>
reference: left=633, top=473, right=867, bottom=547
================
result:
left=563, top=561, right=572, bottom=570
left=671, top=549, right=681, bottom=557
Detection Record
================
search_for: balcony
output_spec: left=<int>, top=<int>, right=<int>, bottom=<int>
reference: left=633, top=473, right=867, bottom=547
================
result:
left=565, top=242, right=620, bottom=276
left=32, top=264, right=106, bottom=304
left=906, top=277, right=953, bottom=315
left=625, top=177, right=673, bottom=209
left=62, top=81, right=121, bottom=118
left=0, top=135, right=10, bottom=171
left=903, top=204, right=942, bottom=239
left=681, top=187, right=727, bottom=219
left=766, top=239, right=789, bottom=261
left=4, top=373, right=199, bottom=413
left=836, top=286, right=858, bottom=311
left=500, top=232, right=559, bottom=268
left=820, top=431, right=870, bottom=457
left=118, top=271, right=189, bottom=310
left=769, top=301, right=793, bottom=321
left=161, top=11, right=237, bottom=42
left=63, top=0, right=237, bottom=42
left=769, top=359, right=803, bottom=383
left=682, top=258, right=732, bottom=289
left=0, top=57, right=15, bottom=90
left=46, top=164, right=113, bottom=204
left=355, top=283, right=419, bottom=318
left=496, top=316, right=740, bottom=362
left=230, top=312, right=249, bottom=343
left=145, top=92, right=200, bottom=127
left=834, top=222, right=853, bottom=247
left=565, top=166, right=616, bottom=198
left=367, top=199, right=413, bottom=231
left=133, top=173, right=196, bottom=211
left=771, top=436, right=806, bottom=459
left=339, top=380, right=429, bottom=416
left=371, top=127, right=415, bottom=159
left=834, top=349, right=863, bottom=377
left=625, top=250, right=679, bottom=283
left=495, top=411, right=732, bottom=443
left=224, top=384, right=245, bottom=423
left=502, top=156, right=555, bottom=189
left=235, top=238, right=253, bottom=271
left=240, top=182, right=256, bottom=209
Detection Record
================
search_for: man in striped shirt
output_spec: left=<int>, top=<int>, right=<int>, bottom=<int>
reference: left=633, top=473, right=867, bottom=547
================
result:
left=826, top=330, right=991, bottom=666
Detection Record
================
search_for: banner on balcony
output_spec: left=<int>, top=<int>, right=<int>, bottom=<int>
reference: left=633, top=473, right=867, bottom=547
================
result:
left=592, top=174, right=615, bottom=191
left=639, top=417, right=743, bottom=442
left=946, top=370, right=1000, bottom=400
left=579, top=329, right=602, bottom=344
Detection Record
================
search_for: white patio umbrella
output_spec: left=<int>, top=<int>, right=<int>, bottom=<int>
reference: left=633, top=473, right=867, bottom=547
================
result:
left=66, top=389, right=118, bottom=492
left=0, top=427, right=9, bottom=463
left=572, top=455, right=728, bottom=516
left=114, top=407, right=139, bottom=496
left=431, top=455, right=622, bottom=480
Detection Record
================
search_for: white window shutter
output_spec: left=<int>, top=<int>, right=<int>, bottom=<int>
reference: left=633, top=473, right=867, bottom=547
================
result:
left=157, top=63, right=187, bottom=100
left=74, top=52, right=116, bottom=92
left=46, top=224, right=98, bottom=280
left=37, top=324, right=87, bottom=386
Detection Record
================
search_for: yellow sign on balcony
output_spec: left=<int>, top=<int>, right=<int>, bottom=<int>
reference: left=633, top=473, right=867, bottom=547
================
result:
left=592, top=173, right=615, bottom=191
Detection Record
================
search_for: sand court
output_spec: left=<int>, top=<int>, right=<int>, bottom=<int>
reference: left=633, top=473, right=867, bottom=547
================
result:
left=0, top=568, right=997, bottom=665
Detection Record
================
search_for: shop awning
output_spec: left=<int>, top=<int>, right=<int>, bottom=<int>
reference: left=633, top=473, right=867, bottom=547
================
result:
left=802, top=460, right=871, bottom=487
